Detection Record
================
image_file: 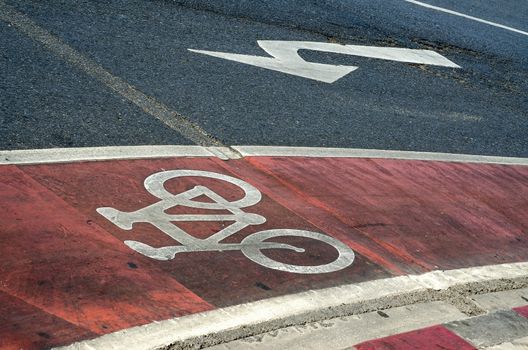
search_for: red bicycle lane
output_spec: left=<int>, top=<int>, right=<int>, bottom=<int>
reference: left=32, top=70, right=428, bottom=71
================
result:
left=1, top=153, right=527, bottom=349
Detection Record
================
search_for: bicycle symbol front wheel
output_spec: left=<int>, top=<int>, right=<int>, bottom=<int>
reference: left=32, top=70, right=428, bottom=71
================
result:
left=240, top=229, right=355, bottom=274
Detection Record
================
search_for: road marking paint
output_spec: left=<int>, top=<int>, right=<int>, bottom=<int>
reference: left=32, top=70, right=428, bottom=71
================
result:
left=0, top=145, right=215, bottom=164
left=0, top=1, right=222, bottom=147
left=97, top=169, right=355, bottom=274
left=233, top=146, right=528, bottom=165
left=54, top=262, right=528, bottom=350
left=189, top=40, right=460, bottom=83
left=207, top=146, right=243, bottom=160
left=1, top=145, right=527, bottom=166
left=404, top=0, right=528, bottom=37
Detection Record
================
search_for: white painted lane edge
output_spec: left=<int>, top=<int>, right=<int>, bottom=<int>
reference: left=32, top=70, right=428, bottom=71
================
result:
left=54, top=262, right=528, bottom=350
left=404, top=0, right=528, bottom=37
left=232, top=146, right=528, bottom=166
left=189, top=41, right=460, bottom=83
left=0, top=146, right=215, bottom=165
left=1, top=146, right=528, bottom=166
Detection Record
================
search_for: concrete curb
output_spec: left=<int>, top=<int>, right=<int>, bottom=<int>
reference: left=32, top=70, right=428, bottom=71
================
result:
left=55, top=262, right=528, bottom=350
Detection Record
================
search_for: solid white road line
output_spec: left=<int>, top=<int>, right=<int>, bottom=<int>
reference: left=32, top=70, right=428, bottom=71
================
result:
left=54, top=262, right=528, bottom=350
left=232, top=146, right=528, bottom=166
left=1, top=145, right=528, bottom=166
left=404, top=0, right=528, bottom=37
left=0, top=146, right=215, bottom=164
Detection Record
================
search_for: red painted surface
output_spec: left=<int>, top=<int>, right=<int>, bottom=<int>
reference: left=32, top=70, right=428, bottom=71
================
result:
left=243, top=157, right=528, bottom=272
left=0, top=290, right=95, bottom=350
left=514, top=305, right=528, bottom=318
left=0, top=165, right=212, bottom=347
left=20, top=158, right=390, bottom=307
left=354, top=325, right=476, bottom=350
left=1, top=156, right=527, bottom=348
left=219, top=159, right=417, bottom=275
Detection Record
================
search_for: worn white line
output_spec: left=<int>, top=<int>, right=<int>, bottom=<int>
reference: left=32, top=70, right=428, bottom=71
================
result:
left=55, top=262, right=528, bottom=350
left=0, top=146, right=215, bottom=165
left=207, top=146, right=243, bottom=160
left=0, top=1, right=222, bottom=146
left=1, top=145, right=527, bottom=165
left=233, top=146, right=528, bottom=166
left=404, top=0, right=528, bottom=37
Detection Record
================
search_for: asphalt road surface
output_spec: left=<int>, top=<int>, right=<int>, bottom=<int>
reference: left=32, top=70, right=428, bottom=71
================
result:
left=1, top=0, right=527, bottom=156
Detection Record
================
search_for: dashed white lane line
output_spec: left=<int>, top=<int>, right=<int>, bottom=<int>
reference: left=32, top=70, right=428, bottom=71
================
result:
left=404, top=0, right=528, bottom=37
left=54, top=262, right=528, bottom=350
left=1, top=145, right=528, bottom=165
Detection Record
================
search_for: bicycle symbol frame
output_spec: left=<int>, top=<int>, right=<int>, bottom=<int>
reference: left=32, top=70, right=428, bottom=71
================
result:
left=97, top=170, right=355, bottom=274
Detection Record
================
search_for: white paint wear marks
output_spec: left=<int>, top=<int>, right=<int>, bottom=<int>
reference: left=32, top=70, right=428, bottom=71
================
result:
left=97, top=170, right=355, bottom=274
left=405, top=0, right=528, bottom=37
left=189, top=41, right=460, bottom=83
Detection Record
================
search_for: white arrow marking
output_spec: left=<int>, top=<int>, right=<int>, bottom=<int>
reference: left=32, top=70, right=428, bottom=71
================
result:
left=189, top=40, right=461, bottom=83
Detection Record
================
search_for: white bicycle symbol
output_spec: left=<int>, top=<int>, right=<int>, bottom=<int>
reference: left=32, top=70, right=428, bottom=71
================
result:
left=97, top=170, right=355, bottom=274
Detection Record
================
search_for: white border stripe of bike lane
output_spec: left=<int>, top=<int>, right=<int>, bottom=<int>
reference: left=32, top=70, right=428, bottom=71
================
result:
left=0, top=146, right=216, bottom=164
left=233, top=146, right=528, bottom=165
left=54, top=262, right=528, bottom=350
left=1, top=145, right=528, bottom=165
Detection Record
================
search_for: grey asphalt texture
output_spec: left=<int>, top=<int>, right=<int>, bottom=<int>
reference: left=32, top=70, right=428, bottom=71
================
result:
left=1, top=0, right=527, bottom=156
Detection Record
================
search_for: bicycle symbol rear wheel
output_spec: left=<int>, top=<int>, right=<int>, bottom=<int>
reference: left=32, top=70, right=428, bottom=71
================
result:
left=241, top=229, right=355, bottom=274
